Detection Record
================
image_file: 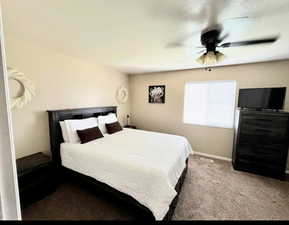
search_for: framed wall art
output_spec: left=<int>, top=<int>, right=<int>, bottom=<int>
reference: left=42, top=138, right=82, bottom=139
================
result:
left=148, top=85, right=165, bottom=104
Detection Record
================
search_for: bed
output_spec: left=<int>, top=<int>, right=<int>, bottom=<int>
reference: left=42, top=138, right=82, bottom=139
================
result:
left=47, top=106, right=192, bottom=220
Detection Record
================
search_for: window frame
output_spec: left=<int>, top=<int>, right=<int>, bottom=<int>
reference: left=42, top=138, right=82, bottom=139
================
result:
left=183, top=80, right=237, bottom=129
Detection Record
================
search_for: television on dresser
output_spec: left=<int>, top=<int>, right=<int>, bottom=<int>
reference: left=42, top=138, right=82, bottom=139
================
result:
left=238, top=87, right=286, bottom=110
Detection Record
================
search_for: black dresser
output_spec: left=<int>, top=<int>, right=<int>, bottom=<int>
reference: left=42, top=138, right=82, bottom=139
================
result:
left=17, top=152, right=56, bottom=207
left=232, top=110, right=289, bottom=180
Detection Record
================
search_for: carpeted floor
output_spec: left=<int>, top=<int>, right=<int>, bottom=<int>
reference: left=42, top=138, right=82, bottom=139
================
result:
left=22, top=155, right=289, bottom=220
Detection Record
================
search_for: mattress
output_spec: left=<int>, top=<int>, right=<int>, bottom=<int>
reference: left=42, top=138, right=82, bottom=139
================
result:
left=60, top=128, right=192, bottom=220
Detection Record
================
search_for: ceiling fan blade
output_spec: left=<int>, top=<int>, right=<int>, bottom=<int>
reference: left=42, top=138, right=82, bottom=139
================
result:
left=166, top=42, right=185, bottom=48
left=166, top=30, right=201, bottom=48
left=219, top=36, right=279, bottom=48
left=166, top=41, right=205, bottom=49
left=166, top=42, right=198, bottom=48
left=217, top=33, right=229, bottom=43
left=197, top=49, right=206, bottom=54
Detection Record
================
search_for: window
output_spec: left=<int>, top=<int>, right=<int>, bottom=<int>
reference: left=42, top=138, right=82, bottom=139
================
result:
left=183, top=80, right=237, bottom=129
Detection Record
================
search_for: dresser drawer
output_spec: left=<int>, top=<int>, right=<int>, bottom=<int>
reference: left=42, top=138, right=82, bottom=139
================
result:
left=237, top=143, right=287, bottom=164
left=240, top=118, right=288, bottom=140
left=238, top=133, right=289, bottom=145
left=242, top=114, right=288, bottom=125
left=242, top=113, right=287, bottom=127
left=235, top=158, right=285, bottom=180
left=237, top=157, right=284, bottom=171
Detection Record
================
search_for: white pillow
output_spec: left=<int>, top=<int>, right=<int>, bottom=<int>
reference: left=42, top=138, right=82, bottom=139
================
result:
left=97, top=113, right=118, bottom=134
left=64, top=117, right=98, bottom=143
left=60, top=121, right=69, bottom=143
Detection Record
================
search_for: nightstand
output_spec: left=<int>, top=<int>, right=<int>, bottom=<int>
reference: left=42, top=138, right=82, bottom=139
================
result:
left=124, top=125, right=137, bottom=129
left=16, top=152, right=56, bottom=208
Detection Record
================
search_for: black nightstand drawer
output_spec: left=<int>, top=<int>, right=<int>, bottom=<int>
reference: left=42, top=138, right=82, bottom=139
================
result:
left=18, top=164, right=54, bottom=188
left=19, top=180, right=55, bottom=207
left=17, top=152, right=56, bottom=207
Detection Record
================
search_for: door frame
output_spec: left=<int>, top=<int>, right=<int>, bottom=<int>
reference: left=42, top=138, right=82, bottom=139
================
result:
left=0, top=4, right=21, bottom=220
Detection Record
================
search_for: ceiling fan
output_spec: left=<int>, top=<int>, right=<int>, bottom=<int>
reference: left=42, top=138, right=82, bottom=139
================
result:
left=168, top=23, right=279, bottom=65
left=195, top=24, right=279, bottom=65
left=161, top=0, right=282, bottom=66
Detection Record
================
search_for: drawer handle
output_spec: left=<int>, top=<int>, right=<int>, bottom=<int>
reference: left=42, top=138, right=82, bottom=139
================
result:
left=255, top=118, right=272, bottom=122
left=255, top=128, right=271, bottom=133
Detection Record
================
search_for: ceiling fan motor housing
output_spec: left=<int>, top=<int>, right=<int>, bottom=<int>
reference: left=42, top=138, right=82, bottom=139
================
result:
left=201, top=29, right=221, bottom=52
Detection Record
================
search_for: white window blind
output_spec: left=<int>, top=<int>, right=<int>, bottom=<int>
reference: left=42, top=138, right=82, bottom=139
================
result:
left=183, top=80, right=236, bottom=128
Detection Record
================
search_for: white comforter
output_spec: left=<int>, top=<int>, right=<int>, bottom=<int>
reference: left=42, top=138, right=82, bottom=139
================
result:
left=60, top=128, right=192, bottom=220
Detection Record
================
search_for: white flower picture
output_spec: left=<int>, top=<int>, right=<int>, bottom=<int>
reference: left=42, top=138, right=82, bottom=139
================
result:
left=149, top=85, right=165, bottom=103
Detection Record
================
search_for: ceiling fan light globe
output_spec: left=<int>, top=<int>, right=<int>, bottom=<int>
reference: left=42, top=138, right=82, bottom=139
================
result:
left=204, top=51, right=217, bottom=65
left=196, top=51, right=225, bottom=65
left=196, top=54, right=205, bottom=64
left=216, top=51, right=226, bottom=62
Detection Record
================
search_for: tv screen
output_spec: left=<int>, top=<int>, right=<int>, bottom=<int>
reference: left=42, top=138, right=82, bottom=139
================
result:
left=238, top=87, right=286, bottom=110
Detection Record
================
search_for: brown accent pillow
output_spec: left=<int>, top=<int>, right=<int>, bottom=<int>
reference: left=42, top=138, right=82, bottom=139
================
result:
left=76, top=126, right=104, bottom=144
left=105, top=121, right=123, bottom=134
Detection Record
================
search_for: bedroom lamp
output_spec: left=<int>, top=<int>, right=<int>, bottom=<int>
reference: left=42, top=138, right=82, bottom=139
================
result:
left=196, top=51, right=225, bottom=65
left=126, top=114, right=130, bottom=126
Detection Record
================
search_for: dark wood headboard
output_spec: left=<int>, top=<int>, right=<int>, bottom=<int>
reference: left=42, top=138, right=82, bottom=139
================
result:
left=47, top=106, right=117, bottom=167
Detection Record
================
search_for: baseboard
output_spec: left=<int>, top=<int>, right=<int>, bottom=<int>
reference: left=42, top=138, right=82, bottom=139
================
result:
left=192, top=151, right=289, bottom=174
left=192, top=151, right=232, bottom=162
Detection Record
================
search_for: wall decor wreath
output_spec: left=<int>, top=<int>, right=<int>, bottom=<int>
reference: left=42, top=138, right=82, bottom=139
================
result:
left=7, top=67, right=35, bottom=109
left=116, top=86, right=128, bottom=104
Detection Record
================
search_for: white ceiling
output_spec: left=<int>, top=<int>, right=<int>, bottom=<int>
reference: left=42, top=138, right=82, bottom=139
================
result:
left=2, top=0, right=289, bottom=74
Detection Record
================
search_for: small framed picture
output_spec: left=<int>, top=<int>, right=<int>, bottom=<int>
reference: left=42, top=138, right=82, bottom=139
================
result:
left=148, top=85, right=165, bottom=104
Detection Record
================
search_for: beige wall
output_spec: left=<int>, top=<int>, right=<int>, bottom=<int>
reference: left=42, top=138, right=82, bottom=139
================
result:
left=5, top=36, right=130, bottom=158
left=129, top=60, right=289, bottom=169
left=5, top=33, right=289, bottom=171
